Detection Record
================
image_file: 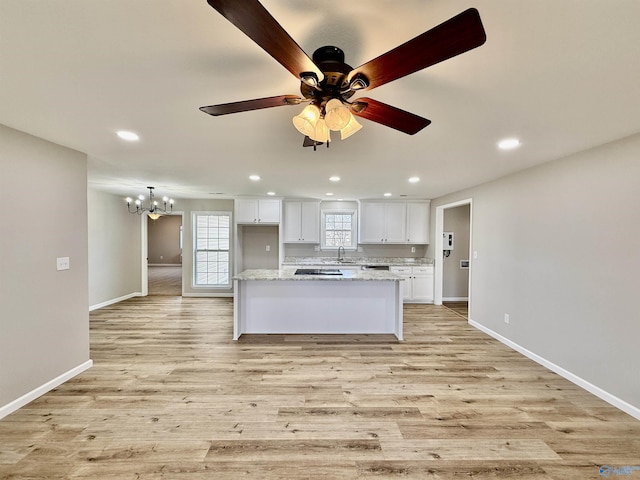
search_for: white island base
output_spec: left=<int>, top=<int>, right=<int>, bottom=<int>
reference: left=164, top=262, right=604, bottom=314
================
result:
left=233, top=270, right=403, bottom=340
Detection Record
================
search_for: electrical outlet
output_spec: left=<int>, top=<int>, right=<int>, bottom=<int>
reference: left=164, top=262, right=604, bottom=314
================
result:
left=504, top=313, right=510, bottom=324
left=411, top=246, right=416, bottom=253
left=265, top=245, right=270, bottom=252
left=357, top=246, right=363, bottom=253
left=314, top=245, right=320, bottom=252
left=473, top=251, right=478, bottom=259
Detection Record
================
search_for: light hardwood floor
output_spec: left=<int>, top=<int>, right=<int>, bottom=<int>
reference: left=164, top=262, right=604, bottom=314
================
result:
left=1, top=297, right=639, bottom=479
left=443, top=301, right=468, bottom=319
left=147, top=266, right=182, bottom=296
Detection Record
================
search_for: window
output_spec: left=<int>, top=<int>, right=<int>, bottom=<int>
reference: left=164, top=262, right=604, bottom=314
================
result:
left=193, top=212, right=231, bottom=287
left=321, top=209, right=357, bottom=250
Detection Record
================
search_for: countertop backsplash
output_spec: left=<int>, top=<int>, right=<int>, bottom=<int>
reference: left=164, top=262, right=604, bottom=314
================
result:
left=284, top=243, right=429, bottom=261
left=283, top=256, right=434, bottom=266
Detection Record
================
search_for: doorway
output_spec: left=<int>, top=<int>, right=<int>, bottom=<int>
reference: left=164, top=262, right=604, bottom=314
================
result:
left=434, top=199, right=472, bottom=319
left=147, top=214, right=183, bottom=295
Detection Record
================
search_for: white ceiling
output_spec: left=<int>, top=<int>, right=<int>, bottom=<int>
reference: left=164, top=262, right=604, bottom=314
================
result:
left=1, top=1, right=639, bottom=201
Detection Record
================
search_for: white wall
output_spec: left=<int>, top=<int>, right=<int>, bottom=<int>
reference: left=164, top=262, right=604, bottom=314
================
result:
left=429, top=133, right=640, bottom=416
left=88, top=189, right=142, bottom=307
left=0, top=124, right=90, bottom=413
left=241, top=225, right=279, bottom=269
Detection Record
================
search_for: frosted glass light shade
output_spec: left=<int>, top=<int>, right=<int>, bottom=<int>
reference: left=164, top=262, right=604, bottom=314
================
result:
left=324, top=99, right=351, bottom=131
left=310, top=118, right=331, bottom=143
left=292, top=104, right=321, bottom=137
left=147, top=212, right=161, bottom=220
left=340, top=114, right=362, bottom=140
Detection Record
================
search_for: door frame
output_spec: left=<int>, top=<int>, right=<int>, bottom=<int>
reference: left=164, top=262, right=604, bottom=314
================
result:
left=434, top=198, right=473, bottom=309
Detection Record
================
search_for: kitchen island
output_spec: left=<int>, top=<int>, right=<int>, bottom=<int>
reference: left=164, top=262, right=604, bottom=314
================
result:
left=233, top=268, right=403, bottom=340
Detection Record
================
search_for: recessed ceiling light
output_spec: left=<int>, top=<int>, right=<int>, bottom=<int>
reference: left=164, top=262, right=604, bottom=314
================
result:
left=329, top=176, right=341, bottom=182
left=384, top=192, right=392, bottom=197
left=326, top=192, right=334, bottom=196
left=116, top=130, right=139, bottom=141
left=249, top=175, right=261, bottom=181
left=498, top=138, right=521, bottom=150
left=408, top=177, right=420, bottom=183
left=267, top=191, right=276, bottom=196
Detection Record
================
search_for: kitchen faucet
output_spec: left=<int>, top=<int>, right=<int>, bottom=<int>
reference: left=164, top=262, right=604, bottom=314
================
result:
left=337, top=246, right=345, bottom=262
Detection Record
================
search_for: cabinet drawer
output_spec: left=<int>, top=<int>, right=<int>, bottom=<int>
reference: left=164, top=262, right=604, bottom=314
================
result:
left=390, top=266, right=411, bottom=274
left=413, top=266, right=434, bottom=274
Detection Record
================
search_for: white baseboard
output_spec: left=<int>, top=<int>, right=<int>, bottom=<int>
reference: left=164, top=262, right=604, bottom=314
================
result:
left=443, top=297, right=469, bottom=302
left=89, top=292, right=143, bottom=311
left=182, top=292, right=233, bottom=298
left=0, top=360, right=93, bottom=420
left=469, top=318, right=640, bottom=421
left=148, top=263, right=182, bottom=267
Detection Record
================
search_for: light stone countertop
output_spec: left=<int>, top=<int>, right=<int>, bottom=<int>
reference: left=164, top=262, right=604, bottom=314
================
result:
left=234, top=269, right=403, bottom=282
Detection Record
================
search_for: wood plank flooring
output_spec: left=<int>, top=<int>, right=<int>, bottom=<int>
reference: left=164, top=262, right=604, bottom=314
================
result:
left=1, top=297, right=639, bottom=479
left=147, top=266, right=182, bottom=296
left=443, top=301, right=468, bottom=319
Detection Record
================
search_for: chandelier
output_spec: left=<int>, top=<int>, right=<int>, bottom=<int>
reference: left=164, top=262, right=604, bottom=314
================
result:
left=292, top=98, right=363, bottom=147
left=125, top=186, right=174, bottom=220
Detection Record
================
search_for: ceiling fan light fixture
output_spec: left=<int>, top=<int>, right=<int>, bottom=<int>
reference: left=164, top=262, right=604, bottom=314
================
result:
left=324, top=99, right=351, bottom=131
left=340, top=115, right=362, bottom=140
left=293, top=104, right=321, bottom=137
left=311, top=118, right=330, bottom=143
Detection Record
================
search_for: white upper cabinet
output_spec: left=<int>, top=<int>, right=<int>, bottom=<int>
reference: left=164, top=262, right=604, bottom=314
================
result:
left=406, top=202, right=430, bottom=244
left=360, top=203, right=386, bottom=243
left=284, top=201, right=320, bottom=243
left=360, top=203, right=407, bottom=243
left=235, top=198, right=280, bottom=224
left=360, top=201, right=430, bottom=244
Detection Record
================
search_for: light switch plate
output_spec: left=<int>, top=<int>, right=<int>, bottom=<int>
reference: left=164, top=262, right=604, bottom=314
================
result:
left=56, top=257, right=70, bottom=271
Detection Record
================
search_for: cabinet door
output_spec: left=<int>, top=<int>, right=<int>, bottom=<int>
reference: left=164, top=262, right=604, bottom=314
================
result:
left=257, top=199, right=280, bottom=223
left=299, top=202, right=320, bottom=242
left=406, top=203, right=429, bottom=243
left=390, top=266, right=412, bottom=301
left=283, top=202, right=302, bottom=241
left=384, top=203, right=407, bottom=243
left=235, top=199, right=258, bottom=223
left=412, top=273, right=434, bottom=302
left=360, top=203, right=386, bottom=243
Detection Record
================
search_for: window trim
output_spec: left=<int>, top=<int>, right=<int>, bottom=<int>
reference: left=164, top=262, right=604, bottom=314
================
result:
left=192, top=211, right=232, bottom=288
left=320, top=208, right=358, bottom=251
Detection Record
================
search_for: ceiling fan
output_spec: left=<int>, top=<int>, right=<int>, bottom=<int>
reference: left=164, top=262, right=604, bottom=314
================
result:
left=199, top=1, right=486, bottom=147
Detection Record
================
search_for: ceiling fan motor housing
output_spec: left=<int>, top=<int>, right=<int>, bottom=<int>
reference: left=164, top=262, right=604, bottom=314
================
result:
left=300, top=46, right=356, bottom=106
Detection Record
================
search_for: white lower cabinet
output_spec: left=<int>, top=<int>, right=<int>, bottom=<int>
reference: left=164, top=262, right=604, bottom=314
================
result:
left=390, top=265, right=434, bottom=303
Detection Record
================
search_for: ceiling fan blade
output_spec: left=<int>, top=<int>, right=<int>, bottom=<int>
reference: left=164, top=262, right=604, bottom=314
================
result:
left=200, top=95, right=303, bottom=116
left=349, top=98, right=431, bottom=135
left=206, top=0, right=323, bottom=82
left=348, top=8, right=486, bottom=90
